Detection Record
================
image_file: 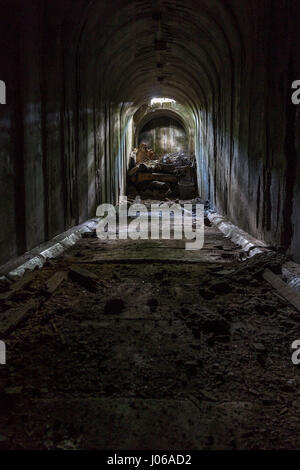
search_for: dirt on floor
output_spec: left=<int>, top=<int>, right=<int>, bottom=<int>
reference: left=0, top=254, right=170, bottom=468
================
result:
left=0, top=202, right=299, bottom=450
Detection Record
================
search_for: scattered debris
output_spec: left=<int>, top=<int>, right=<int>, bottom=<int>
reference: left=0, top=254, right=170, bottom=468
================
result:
left=127, top=146, right=197, bottom=200
left=0, top=298, right=40, bottom=337
left=0, top=272, right=36, bottom=303
left=43, top=271, right=67, bottom=296
left=135, top=143, right=156, bottom=163
left=1, top=205, right=300, bottom=450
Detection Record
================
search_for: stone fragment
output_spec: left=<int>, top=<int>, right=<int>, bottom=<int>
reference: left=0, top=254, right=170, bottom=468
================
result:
left=43, top=271, right=67, bottom=296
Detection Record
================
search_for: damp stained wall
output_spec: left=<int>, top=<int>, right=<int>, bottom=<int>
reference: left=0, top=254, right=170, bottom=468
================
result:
left=138, top=116, right=188, bottom=155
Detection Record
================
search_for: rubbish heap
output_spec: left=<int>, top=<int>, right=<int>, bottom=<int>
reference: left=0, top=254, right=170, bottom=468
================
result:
left=127, top=144, right=197, bottom=200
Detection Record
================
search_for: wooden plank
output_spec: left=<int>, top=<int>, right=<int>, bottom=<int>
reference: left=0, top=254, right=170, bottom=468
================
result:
left=263, top=268, right=300, bottom=312
left=50, top=319, right=66, bottom=345
left=0, top=272, right=36, bottom=302
left=69, top=265, right=99, bottom=292
left=135, top=172, right=177, bottom=184
left=0, top=298, right=40, bottom=337
left=43, top=271, right=67, bottom=296
left=0, top=271, right=69, bottom=337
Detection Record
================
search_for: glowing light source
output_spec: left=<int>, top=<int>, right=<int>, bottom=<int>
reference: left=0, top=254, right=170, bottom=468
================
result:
left=150, top=97, right=176, bottom=106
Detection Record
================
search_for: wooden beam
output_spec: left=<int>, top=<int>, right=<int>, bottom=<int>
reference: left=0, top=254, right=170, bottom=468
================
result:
left=263, top=269, right=300, bottom=312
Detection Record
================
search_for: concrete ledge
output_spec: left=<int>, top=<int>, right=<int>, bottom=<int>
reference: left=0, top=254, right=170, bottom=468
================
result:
left=8, top=256, right=46, bottom=279
left=208, top=210, right=300, bottom=295
left=58, top=232, right=82, bottom=249
left=282, top=261, right=300, bottom=295
left=207, top=211, right=268, bottom=257
left=0, top=218, right=100, bottom=280
left=39, top=243, right=66, bottom=260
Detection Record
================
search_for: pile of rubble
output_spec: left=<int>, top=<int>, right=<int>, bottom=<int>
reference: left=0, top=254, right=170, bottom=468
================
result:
left=127, top=144, right=197, bottom=200
left=134, top=143, right=157, bottom=164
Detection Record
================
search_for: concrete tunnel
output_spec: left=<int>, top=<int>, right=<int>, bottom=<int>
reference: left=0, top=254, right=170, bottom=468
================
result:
left=0, top=0, right=299, bottom=265
left=0, top=0, right=300, bottom=451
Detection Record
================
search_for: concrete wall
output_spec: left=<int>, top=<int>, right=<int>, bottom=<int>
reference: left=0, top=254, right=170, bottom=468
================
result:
left=0, top=1, right=133, bottom=265
left=195, top=0, right=300, bottom=262
left=138, top=116, right=188, bottom=155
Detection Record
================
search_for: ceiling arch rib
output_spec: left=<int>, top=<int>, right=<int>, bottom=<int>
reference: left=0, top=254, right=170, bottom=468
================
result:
left=74, top=0, right=242, bottom=112
left=135, top=108, right=189, bottom=136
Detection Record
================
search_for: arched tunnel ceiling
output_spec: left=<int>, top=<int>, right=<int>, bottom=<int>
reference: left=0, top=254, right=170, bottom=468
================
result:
left=134, top=107, right=190, bottom=147
left=134, top=107, right=189, bottom=134
left=72, top=0, right=243, bottom=112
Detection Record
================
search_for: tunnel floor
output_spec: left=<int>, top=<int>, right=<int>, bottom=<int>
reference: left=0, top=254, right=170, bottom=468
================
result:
left=0, top=202, right=299, bottom=450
